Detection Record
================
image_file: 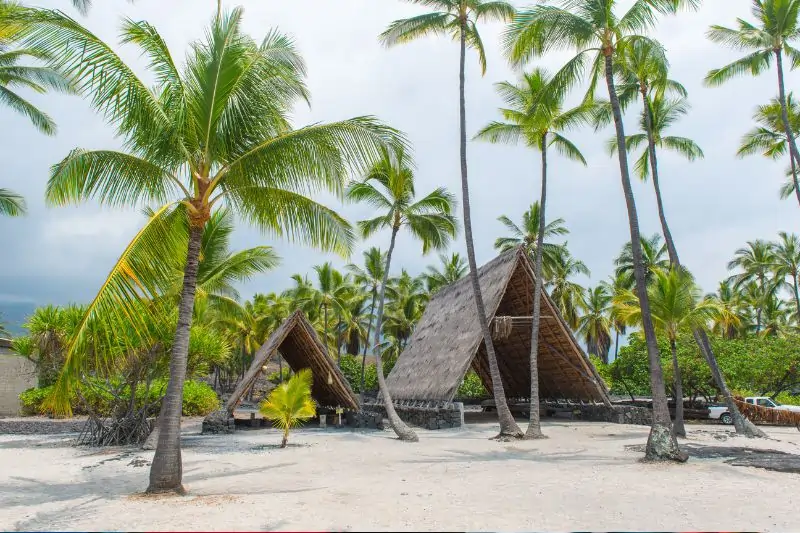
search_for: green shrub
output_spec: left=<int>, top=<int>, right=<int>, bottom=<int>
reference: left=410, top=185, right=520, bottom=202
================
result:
left=267, top=367, right=291, bottom=384
left=181, top=380, right=220, bottom=416
left=18, top=379, right=219, bottom=417
left=338, top=354, right=397, bottom=393
left=456, top=371, right=488, bottom=399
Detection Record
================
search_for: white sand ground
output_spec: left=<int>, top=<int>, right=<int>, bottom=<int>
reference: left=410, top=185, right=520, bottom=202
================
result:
left=1, top=417, right=799, bottom=532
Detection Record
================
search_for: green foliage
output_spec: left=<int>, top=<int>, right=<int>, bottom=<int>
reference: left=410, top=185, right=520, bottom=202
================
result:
left=338, top=354, right=396, bottom=393
left=267, top=367, right=292, bottom=384
left=589, top=355, right=613, bottom=391
left=456, top=371, right=489, bottom=400
left=260, top=368, right=316, bottom=447
left=19, top=379, right=218, bottom=417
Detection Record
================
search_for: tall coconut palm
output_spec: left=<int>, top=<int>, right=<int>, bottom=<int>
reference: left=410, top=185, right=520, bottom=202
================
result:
left=493, top=202, right=569, bottom=280
left=707, top=281, right=746, bottom=339
left=727, top=239, right=779, bottom=332
left=423, top=252, right=468, bottom=295
left=476, top=67, right=595, bottom=439
left=346, top=247, right=387, bottom=393
left=601, top=272, right=630, bottom=360
left=614, top=234, right=670, bottom=287
left=504, top=0, right=699, bottom=460
left=24, top=8, right=404, bottom=493
left=346, top=145, right=457, bottom=442
left=706, top=0, right=800, bottom=208
left=579, top=285, right=613, bottom=364
left=615, top=267, right=719, bottom=437
left=546, top=245, right=589, bottom=331
left=738, top=93, right=800, bottom=203
left=309, top=262, right=351, bottom=359
left=381, top=0, right=522, bottom=439
left=774, top=231, right=800, bottom=323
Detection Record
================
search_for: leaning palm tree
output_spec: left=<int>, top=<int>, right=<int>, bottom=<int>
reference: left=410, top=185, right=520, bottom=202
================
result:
left=423, top=252, right=468, bottom=295
left=493, top=202, right=569, bottom=280
left=738, top=94, right=800, bottom=204
left=615, top=267, right=719, bottom=438
left=381, top=0, right=521, bottom=439
left=504, top=0, right=699, bottom=461
left=346, top=145, right=457, bottom=442
left=476, top=67, right=594, bottom=439
left=579, top=285, right=613, bottom=364
left=706, top=0, right=800, bottom=208
left=23, top=8, right=403, bottom=493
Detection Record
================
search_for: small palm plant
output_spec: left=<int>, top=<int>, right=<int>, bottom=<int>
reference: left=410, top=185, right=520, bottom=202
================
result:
left=260, top=368, right=316, bottom=448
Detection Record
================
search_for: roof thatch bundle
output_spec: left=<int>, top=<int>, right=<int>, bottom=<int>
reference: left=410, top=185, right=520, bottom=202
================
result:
left=223, top=310, right=359, bottom=412
left=385, top=247, right=610, bottom=404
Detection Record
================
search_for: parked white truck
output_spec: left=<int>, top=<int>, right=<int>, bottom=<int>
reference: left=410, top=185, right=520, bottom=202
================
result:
left=708, top=396, right=800, bottom=424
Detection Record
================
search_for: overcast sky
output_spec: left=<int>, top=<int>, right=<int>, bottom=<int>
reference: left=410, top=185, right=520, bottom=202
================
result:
left=0, top=0, right=797, bottom=313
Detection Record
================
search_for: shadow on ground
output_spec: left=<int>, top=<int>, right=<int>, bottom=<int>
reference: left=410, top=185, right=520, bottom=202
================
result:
left=625, top=443, right=800, bottom=473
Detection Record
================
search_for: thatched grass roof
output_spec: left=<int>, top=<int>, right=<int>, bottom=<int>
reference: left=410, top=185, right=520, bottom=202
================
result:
left=385, top=247, right=610, bottom=404
left=224, top=310, right=359, bottom=412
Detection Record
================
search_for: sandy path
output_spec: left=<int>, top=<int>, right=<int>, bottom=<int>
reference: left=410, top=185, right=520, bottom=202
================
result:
left=1, top=419, right=799, bottom=531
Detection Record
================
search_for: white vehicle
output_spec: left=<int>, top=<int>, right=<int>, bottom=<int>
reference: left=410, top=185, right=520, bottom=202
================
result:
left=708, top=396, right=800, bottom=425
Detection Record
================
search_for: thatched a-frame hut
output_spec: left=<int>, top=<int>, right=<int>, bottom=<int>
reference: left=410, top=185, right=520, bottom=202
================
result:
left=222, top=310, right=359, bottom=413
left=385, top=247, right=610, bottom=405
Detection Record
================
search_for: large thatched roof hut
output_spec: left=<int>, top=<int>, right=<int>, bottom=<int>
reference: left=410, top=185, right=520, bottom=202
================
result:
left=223, top=310, right=359, bottom=413
left=385, top=247, right=610, bottom=405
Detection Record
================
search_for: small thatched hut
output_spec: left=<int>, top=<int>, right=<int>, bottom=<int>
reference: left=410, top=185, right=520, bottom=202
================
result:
left=385, top=247, right=610, bottom=405
left=220, top=310, right=359, bottom=414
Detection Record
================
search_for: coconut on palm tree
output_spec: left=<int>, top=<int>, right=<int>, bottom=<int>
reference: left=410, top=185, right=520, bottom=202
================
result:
left=706, top=0, right=800, bottom=207
left=346, top=145, right=457, bottom=442
left=614, top=267, right=719, bottom=438
left=381, top=0, right=522, bottom=439
left=504, top=0, right=699, bottom=461
left=25, top=8, right=404, bottom=493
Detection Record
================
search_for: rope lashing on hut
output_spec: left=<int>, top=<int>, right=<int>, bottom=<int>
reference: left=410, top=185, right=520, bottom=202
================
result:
left=492, top=315, right=554, bottom=340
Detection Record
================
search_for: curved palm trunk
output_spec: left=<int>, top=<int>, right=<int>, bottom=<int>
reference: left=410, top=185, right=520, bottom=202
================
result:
left=775, top=49, right=800, bottom=208
left=669, top=339, right=686, bottom=438
left=614, top=329, right=620, bottom=360
left=360, top=288, right=377, bottom=396
left=640, top=86, right=761, bottom=439
left=792, top=274, right=800, bottom=323
left=459, top=20, right=521, bottom=439
left=525, top=135, right=548, bottom=440
left=374, top=226, right=418, bottom=442
left=147, top=225, right=204, bottom=493
left=604, top=52, right=684, bottom=462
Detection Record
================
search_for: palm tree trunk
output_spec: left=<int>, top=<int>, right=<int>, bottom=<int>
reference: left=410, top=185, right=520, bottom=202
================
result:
left=323, top=304, right=329, bottom=358
left=641, top=91, right=679, bottom=263
left=669, top=339, right=686, bottom=438
left=361, top=289, right=377, bottom=396
left=281, top=427, right=289, bottom=448
left=216, top=0, right=222, bottom=20
left=279, top=357, right=283, bottom=383
left=793, top=274, right=800, bottom=323
left=775, top=48, right=800, bottom=208
left=373, top=226, right=418, bottom=441
left=458, top=19, right=521, bottom=439
left=147, top=224, right=204, bottom=493
left=614, top=329, right=620, bottom=361
left=525, top=135, right=548, bottom=440
left=603, top=52, right=684, bottom=461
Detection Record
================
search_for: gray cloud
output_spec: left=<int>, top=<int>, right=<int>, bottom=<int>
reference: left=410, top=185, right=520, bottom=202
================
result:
left=0, top=0, right=797, bottom=312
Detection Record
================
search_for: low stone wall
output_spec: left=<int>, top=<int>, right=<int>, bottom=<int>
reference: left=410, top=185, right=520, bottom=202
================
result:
left=573, top=404, right=652, bottom=426
left=0, top=417, right=87, bottom=435
left=362, top=401, right=464, bottom=430
left=202, top=409, right=236, bottom=434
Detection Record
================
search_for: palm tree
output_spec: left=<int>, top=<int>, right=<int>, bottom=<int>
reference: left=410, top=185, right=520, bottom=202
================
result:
left=614, top=234, right=670, bottom=287
left=0, top=188, right=25, bottom=216
left=347, top=247, right=387, bottom=394
left=504, top=0, right=699, bottom=461
left=546, top=245, right=589, bottom=331
left=381, top=0, right=522, bottom=439
left=707, top=281, right=746, bottom=339
left=579, top=285, right=613, bottom=364
left=493, top=202, right=569, bottom=280
left=309, top=262, right=351, bottom=360
left=260, top=368, right=316, bottom=448
left=476, top=66, right=596, bottom=439
left=615, top=268, right=719, bottom=437
left=423, top=252, right=468, bottom=295
left=601, top=272, right=630, bottom=361
left=727, top=239, right=779, bottom=332
left=706, top=0, right=800, bottom=208
left=738, top=94, right=800, bottom=204
left=26, top=8, right=403, bottom=493
left=346, top=146, right=457, bottom=442
left=773, top=231, right=800, bottom=323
